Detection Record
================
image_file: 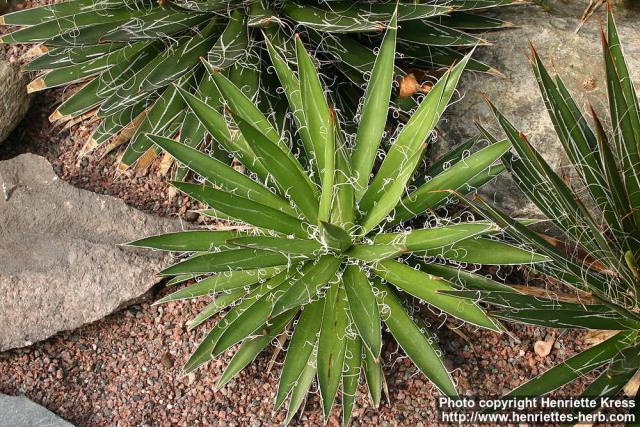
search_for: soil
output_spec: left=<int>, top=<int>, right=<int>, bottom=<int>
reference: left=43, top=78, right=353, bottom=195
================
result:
left=0, top=282, right=593, bottom=427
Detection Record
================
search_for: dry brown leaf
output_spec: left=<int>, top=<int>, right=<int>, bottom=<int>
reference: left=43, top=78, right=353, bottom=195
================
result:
left=157, top=152, right=174, bottom=176
left=102, top=109, right=149, bottom=157
left=398, top=73, right=432, bottom=98
left=534, top=333, right=555, bottom=358
left=511, top=285, right=596, bottom=305
left=624, top=371, right=640, bottom=397
left=583, top=330, right=619, bottom=347
left=132, top=147, right=157, bottom=172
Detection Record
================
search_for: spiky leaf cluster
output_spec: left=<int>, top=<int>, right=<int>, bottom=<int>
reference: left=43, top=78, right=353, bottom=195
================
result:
left=0, top=0, right=517, bottom=171
left=459, top=9, right=640, bottom=412
left=130, top=17, right=546, bottom=425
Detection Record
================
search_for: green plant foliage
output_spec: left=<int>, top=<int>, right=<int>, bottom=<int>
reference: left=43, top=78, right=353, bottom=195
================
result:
left=128, top=18, right=547, bottom=425
left=0, top=0, right=518, bottom=171
left=459, top=9, right=640, bottom=414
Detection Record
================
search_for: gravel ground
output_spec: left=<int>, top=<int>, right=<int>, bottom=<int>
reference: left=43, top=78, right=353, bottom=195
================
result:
left=0, top=2, right=602, bottom=426
left=0, top=281, right=592, bottom=427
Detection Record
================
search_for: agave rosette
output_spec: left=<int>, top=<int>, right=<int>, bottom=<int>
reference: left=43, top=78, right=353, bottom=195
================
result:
left=0, top=0, right=518, bottom=172
left=128, top=14, right=547, bottom=425
left=454, top=9, right=640, bottom=414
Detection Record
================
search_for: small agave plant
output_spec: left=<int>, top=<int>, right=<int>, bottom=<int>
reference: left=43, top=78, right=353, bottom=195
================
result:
left=456, top=8, right=640, bottom=414
left=0, top=0, right=518, bottom=171
left=130, top=15, right=545, bottom=425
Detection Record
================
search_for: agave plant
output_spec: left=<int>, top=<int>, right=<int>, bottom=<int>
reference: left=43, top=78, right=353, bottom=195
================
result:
left=453, top=8, right=640, bottom=412
left=129, top=16, right=546, bottom=424
left=0, top=0, right=517, bottom=171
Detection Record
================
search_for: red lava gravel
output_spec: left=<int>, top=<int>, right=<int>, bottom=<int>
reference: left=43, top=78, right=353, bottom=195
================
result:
left=0, top=282, right=594, bottom=427
left=0, top=1, right=602, bottom=426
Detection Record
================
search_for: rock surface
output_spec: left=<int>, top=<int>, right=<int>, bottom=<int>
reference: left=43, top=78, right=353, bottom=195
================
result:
left=0, top=154, right=182, bottom=352
left=0, top=394, right=73, bottom=427
left=0, top=61, right=30, bottom=144
left=437, top=0, right=640, bottom=218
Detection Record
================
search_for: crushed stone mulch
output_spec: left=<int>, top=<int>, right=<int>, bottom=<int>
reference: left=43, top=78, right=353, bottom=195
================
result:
left=0, top=283, right=592, bottom=427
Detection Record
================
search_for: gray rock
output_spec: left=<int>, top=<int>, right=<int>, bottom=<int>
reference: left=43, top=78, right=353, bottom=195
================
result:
left=0, top=154, right=182, bottom=351
left=436, top=0, right=640, bottom=218
left=0, top=61, right=30, bottom=144
left=0, top=394, right=73, bottom=427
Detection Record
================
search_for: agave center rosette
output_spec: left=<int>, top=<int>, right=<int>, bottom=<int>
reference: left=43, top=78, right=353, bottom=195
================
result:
left=0, top=0, right=518, bottom=173
left=128, top=13, right=546, bottom=426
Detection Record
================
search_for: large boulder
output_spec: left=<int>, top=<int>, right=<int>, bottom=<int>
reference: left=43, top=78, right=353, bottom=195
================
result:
left=436, top=0, right=640, bottom=218
left=0, top=394, right=73, bottom=427
left=0, top=61, right=30, bottom=143
left=0, top=154, right=182, bottom=351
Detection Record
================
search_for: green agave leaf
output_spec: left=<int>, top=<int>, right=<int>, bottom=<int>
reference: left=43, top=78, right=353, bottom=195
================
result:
left=233, top=117, right=320, bottom=223
left=284, top=350, right=317, bottom=425
left=204, top=62, right=281, bottom=146
left=295, top=35, right=335, bottom=222
left=263, top=31, right=316, bottom=171
left=182, top=269, right=292, bottom=374
left=156, top=267, right=283, bottom=304
left=98, top=19, right=219, bottom=116
left=418, top=262, right=515, bottom=292
left=331, top=142, right=356, bottom=228
left=171, top=181, right=310, bottom=239
left=348, top=222, right=497, bottom=262
left=128, top=230, right=245, bottom=251
left=0, top=0, right=121, bottom=26
left=344, top=265, right=381, bottom=358
left=320, top=221, right=352, bottom=252
left=227, top=236, right=322, bottom=255
left=104, top=8, right=209, bottom=41
left=187, top=288, right=250, bottom=331
left=363, top=345, right=383, bottom=408
left=603, top=17, right=640, bottom=230
left=374, top=222, right=496, bottom=252
left=580, top=344, right=640, bottom=400
left=529, top=49, right=616, bottom=233
left=351, top=11, right=397, bottom=200
left=28, top=41, right=148, bottom=91
left=1, top=6, right=153, bottom=43
left=438, top=12, right=513, bottom=30
left=317, top=281, right=349, bottom=421
left=360, top=52, right=471, bottom=220
left=208, top=9, right=248, bottom=69
left=271, top=255, right=342, bottom=316
left=149, top=134, right=296, bottom=215
left=359, top=141, right=428, bottom=234
left=441, top=290, right=604, bottom=311
left=174, top=74, right=217, bottom=182
left=176, top=87, right=271, bottom=182
left=373, top=259, right=501, bottom=331
left=53, top=41, right=162, bottom=120
left=392, top=139, right=510, bottom=225
left=398, top=20, right=488, bottom=47
left=492, top=308, right=640, bottom=330
left=506, top=331, right=636, bottom=397
left=487, top=100, right=618, bottom=269
left=373, top=280, right=457, bottom=397
left=345, top=243, right=406, bottom=263
left=275, top=299, right=324, bottom=410
left=281, top=2, right=381, bottom=33
left=166, top=273, right=196, bottom=287
left=342, top=334, right=363, bottom=427
left=430, top=237, right=550, bottom=265
left=159, top=248, right=298, bottom=276
left=216, top=308, right=298, bottom=389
